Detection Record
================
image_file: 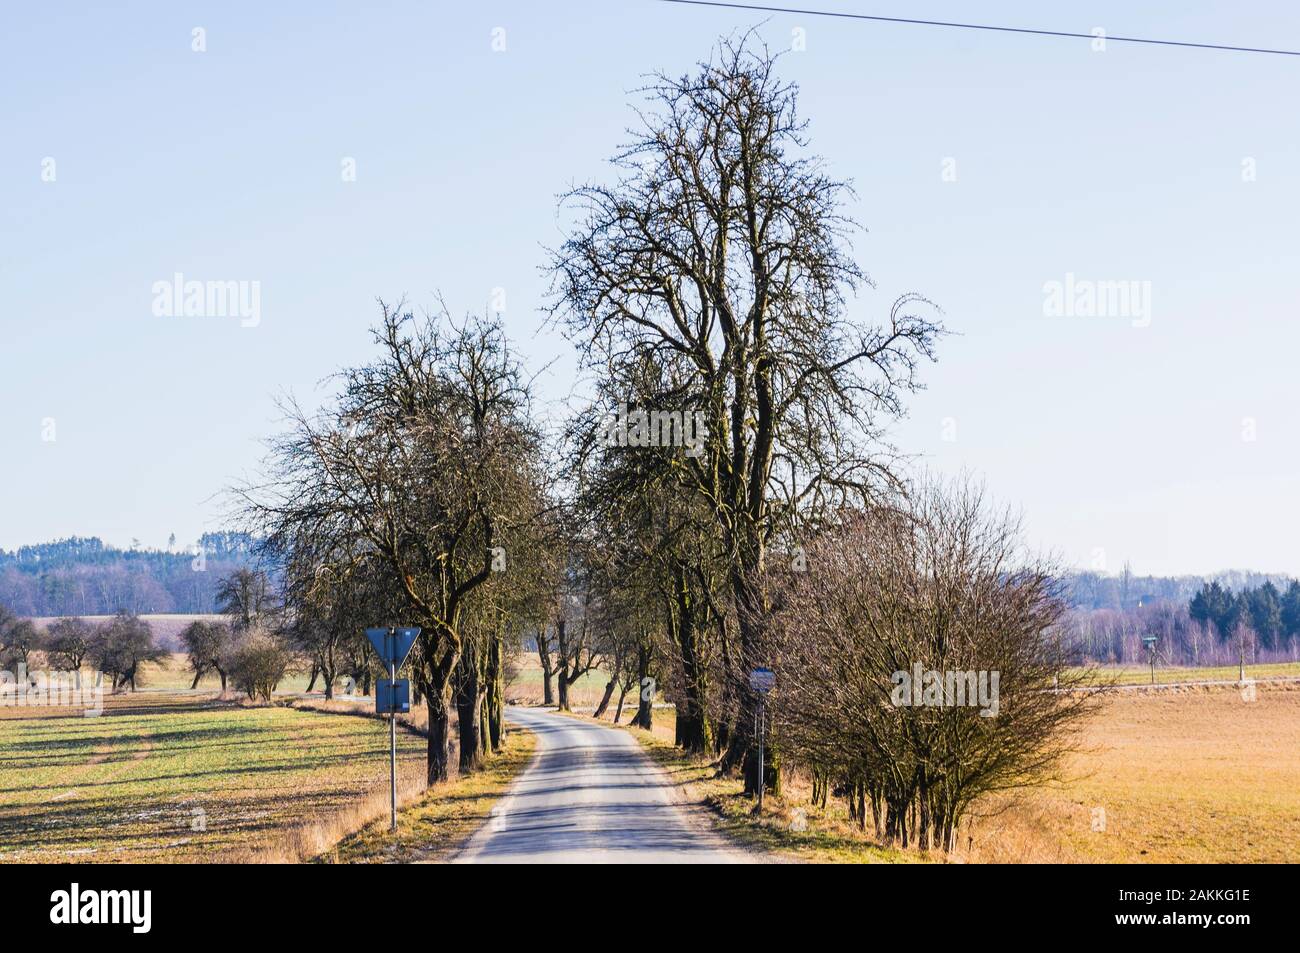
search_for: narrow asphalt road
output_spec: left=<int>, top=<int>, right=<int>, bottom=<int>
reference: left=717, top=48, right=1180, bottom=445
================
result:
left=454, top=707, right=748, bottom=864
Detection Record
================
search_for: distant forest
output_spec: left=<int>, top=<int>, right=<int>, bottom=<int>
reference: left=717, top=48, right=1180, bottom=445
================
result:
left=1062, top=566, right=1300, bottom=666
left=1060, top=567, right=1293, bottom=612
left=0, top=534, right=257, bottom=616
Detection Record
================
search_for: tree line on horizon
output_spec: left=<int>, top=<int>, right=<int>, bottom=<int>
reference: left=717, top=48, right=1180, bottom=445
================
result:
left=0, top=533, right=257, bottom=617
left=0, top=568, right=326, bottom=700
left=1063, top=578, right=1300, bottom=667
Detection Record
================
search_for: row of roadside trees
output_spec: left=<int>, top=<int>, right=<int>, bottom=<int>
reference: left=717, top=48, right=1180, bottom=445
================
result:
left=230, top=34, right=1095, bottom=853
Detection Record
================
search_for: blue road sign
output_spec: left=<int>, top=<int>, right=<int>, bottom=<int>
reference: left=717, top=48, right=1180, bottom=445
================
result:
left=365, top=627, right=421, bottom=670
left=749, top=667, right=775, bottom=694
left=376, top=678, right=410, bottom=714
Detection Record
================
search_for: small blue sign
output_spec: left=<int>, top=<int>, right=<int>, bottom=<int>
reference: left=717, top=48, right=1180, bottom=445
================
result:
left=749, top=667, right=775, bottom=694
left=376, top=678, right=410, bottom=714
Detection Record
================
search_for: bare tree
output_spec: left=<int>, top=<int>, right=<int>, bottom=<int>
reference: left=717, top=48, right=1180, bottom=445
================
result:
left=179, top=618, right=233, bottom=691
left=550, top=34, right=942, bottom=790
left=239, top=301, right=543, bottom=783
left=226, top=630, right=291, bottom=703
left=0, top=618, right=43, bottom=670
left=215, top=568, right=274, bottom=633
left=45, top=617, right=95, bottom=680
left=87, top=612, right=166, bottom=692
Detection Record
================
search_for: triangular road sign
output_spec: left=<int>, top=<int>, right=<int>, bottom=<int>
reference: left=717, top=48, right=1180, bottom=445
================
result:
left=365, top=627, right=422, bottom=670
left=391, top=627, right=420, bottom=669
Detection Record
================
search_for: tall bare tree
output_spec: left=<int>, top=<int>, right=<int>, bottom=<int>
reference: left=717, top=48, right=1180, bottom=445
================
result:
left=551, top=35, right=942, bottom=789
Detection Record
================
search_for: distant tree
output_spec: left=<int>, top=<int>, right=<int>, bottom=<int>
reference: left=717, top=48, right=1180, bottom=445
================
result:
left=179, top=619, right=233, bottom=691
left=1246, top=581, right=1283, bottom=651
left=87, top=612, right=166, bottom=692
left=0, top=618, right=42, bottom=669
left=215, top=568, right=274, bottom=632
left=1282, top=580, right=1300, bottom=640
left=225, top=631, right=291, bottom=703
left=1189, top=581, right=1236, bottom=642
left=45, top=617, right=95, bottom=674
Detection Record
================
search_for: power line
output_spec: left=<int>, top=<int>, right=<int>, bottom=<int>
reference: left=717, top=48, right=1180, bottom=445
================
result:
left=659, top=0, right=1300, bottom=57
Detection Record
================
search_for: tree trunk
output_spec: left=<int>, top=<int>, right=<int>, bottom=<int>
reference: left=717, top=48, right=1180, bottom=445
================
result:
left=593, top=678, right=616, bottom=719
left=632, top=641, right=653, bottom=729
left=670, top=566, right=712, bottom=753
left=190, top=670, right=201, bottom=690
left=613, top=682, right=630, bottom=723
left=555, top=618, right=572, bottom=711
left=728, top=564, right=778, bottom=795
left=455, top=652, right=482, bottom=772
left=488, top=631, right=504, bottom=748
left=536, top=626, right=555, bottom=706
left=427, top=687, right=451, bottom=784
left=305, top=665, right=319, bottom=693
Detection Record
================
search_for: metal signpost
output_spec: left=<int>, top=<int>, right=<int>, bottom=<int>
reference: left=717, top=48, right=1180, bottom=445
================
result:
left=1142, top=635, right=1158, bottom=685
left=748, top=667, right=775, bottom=812
left=365, top=627, right=421, bottom=832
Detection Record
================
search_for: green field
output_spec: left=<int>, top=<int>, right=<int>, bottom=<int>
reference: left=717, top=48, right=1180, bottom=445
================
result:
left=0, top=692, right=424, bottom=862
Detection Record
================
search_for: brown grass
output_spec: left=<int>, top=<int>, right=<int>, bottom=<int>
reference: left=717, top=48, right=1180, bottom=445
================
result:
left=960, top=681, right=1300, bottom=863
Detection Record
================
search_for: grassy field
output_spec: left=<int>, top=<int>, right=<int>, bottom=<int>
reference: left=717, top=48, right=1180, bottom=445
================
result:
left=1079, top=660, right=1300, bottom=687
left=583, top=681, right=1300, bottom=864
left=0, top=691, right=425, bottom=862
left=6, top=637, right=1296, bottom=864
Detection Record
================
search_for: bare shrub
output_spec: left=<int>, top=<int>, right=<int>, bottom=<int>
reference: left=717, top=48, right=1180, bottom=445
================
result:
left=226, top=630, right=291, bottom=703
left=768, top=479, right=1094, bottom=851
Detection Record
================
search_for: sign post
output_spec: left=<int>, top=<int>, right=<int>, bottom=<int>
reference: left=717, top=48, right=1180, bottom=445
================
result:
left=387, top=646, right=396, bottom=831
left=748, top=667, right=775, bottom=812
left=365, top=627, right=420, bottom=832
left=1142, top=635, right=1158, bottom=686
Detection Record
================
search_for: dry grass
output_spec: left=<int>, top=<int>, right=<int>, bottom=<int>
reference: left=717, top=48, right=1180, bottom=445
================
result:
left=961, top=681, right=1300, bottom=863
left=318, top=726, right=536, bottom=864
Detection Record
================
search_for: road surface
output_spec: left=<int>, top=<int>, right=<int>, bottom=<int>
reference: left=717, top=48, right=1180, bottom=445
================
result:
left=455, top=707, right=748, bottom=863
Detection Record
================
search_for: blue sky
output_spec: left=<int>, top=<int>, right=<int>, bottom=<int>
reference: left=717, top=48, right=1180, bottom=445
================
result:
left=2, top=1, right=1297, bottom=576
